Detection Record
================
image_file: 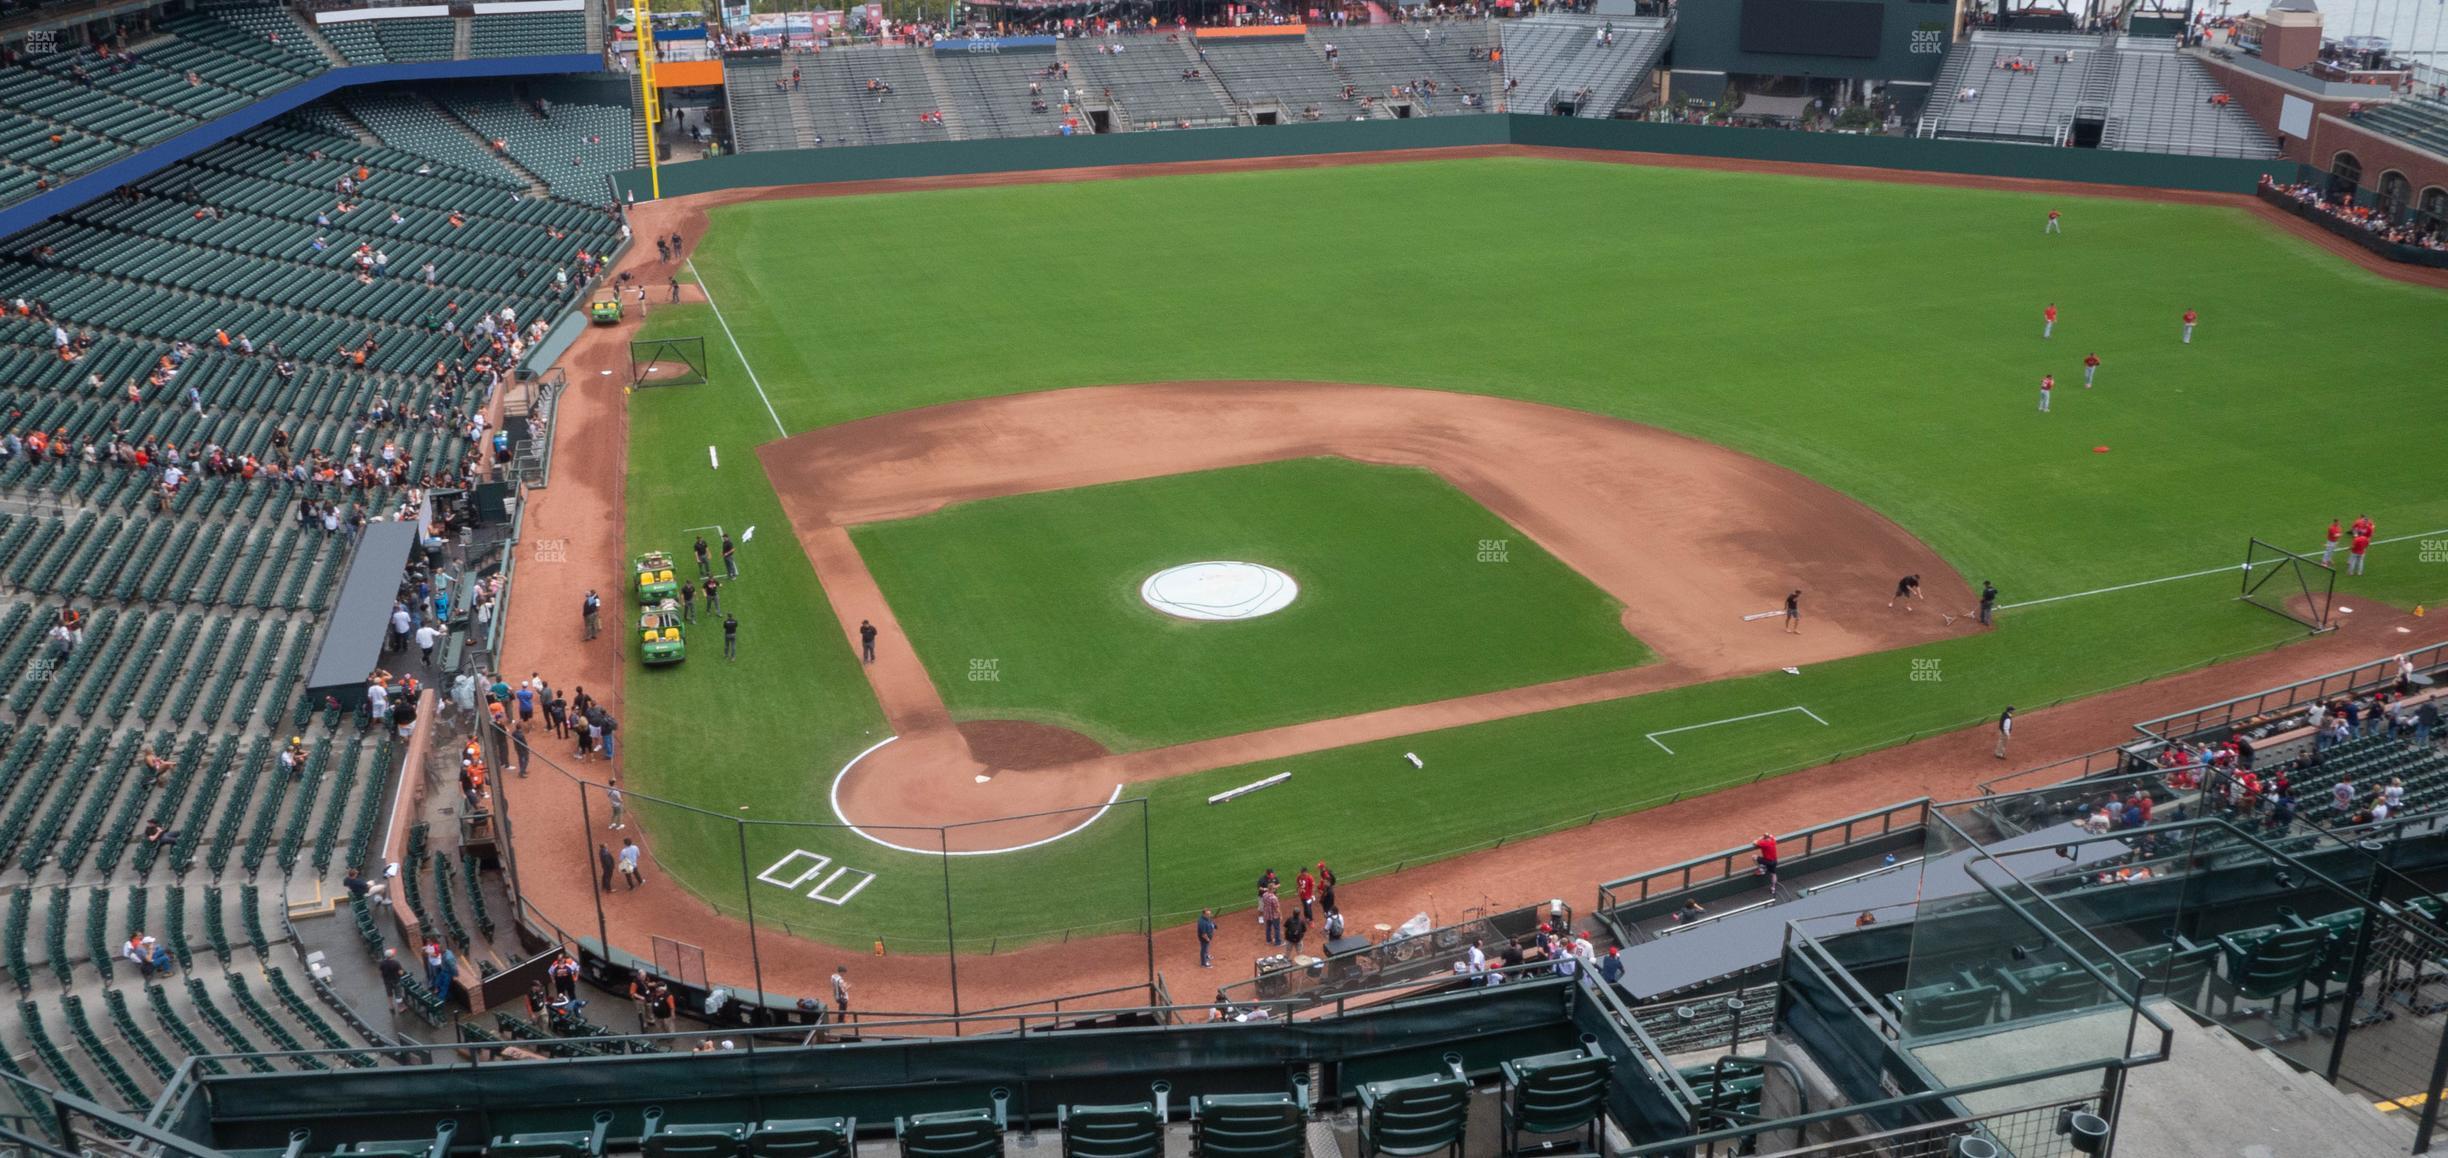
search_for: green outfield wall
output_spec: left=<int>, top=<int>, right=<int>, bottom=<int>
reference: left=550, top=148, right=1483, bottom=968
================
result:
left=614, top=115, right=2279, bottom=202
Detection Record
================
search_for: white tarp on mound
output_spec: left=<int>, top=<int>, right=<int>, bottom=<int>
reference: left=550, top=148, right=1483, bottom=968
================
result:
left=1141, top=561, right=1299, bottom=621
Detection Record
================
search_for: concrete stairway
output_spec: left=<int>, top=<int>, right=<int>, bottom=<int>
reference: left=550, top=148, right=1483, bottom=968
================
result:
left=2116, top=1004, right=2419, bottom=1157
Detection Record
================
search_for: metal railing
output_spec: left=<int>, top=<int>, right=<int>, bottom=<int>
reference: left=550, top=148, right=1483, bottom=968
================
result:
left=1209, top=897, right=1565, bottom=1011
left=1594, top=799, right=1931, bottom=938
left=1620, top=1092, right=2110, bottom=1158
left=1974, top=744, right=2147, bottom=797
left=2132, top=644, right=2448, bottom=745
left=504, top=370, right=564, bottom=491
left=0, top=1070, right=219, bottom=1158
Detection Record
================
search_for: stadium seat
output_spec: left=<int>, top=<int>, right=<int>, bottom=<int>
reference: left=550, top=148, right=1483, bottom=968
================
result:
left=2211, top=923, right=2331, bottom=1026
left=228, top=1130, right=315, bottom=1158
left=639, top=1108, right=747, bottom=1158
left=748, top=1118, right=856, bottom=1158
left=2122, top=938, right=2217, bottom=1009
left=1889, top=978, right=2001, bottom=1035
left=1355, top=1058, right=1471, bottom=1158
left=1187, top=1078, right=1309, bottom=1158
left=1677, top=1058, right=1765, bottom=1124
left=334, top=1120, right=456, bottom=1158
left=894, top=1093, right=1008, bottom=1158
left=491, top=1110, right=616, bottom=1158
left=1059, top=1089, right=1166, bottom=1158
left=1497, top=1047, right=1611, bottom=1156
left=1994, top=961, right=2106, bottom=1018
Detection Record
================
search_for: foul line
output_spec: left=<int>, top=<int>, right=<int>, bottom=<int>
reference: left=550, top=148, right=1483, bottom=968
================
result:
left=684, top=257, right=787, bottom=439
left=1998, top=527, right=2448, bottom=614
left=1646, top=705, right=1828, bottom=755
left=826, top=735, right=1126, bottom=856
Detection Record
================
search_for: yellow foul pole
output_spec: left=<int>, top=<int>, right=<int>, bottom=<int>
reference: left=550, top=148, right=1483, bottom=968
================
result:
left=633, top=0, right=662, bottom=200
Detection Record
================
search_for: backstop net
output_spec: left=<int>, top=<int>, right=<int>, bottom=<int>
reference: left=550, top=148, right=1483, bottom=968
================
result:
left=631, top=336, right=709, bottom=387
left=2241, top=537, right=2337, bottom=632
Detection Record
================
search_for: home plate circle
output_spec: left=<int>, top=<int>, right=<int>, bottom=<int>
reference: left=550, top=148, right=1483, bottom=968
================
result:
left=1141, top=561, right=1298, bottom=621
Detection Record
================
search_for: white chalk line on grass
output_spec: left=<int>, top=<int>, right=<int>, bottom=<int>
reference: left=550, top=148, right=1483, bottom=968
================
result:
left=826, top=735, right=1126, bottom=856
left=1996, top=527, right=2448, bottom=613
left=1647, top=705, right=1828, bottom=755
left=684, top=257, right=788, bottom=439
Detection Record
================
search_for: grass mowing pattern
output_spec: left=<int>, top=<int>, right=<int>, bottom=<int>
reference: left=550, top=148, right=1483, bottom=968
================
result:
left=850, top=458, right=1649, bottom=751
left=621, top=156, right=2448, bottom=949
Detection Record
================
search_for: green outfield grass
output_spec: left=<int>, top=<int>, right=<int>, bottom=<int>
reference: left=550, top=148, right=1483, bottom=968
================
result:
left=614, top=155, right=2448, bottom=952
left=848, top=458, right=1649, bottom=751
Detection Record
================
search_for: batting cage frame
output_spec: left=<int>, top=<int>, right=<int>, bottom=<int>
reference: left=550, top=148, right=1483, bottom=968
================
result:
left=2241, top=537, right=2338, bottom=633
left=631, top=335, right=709, bottom=387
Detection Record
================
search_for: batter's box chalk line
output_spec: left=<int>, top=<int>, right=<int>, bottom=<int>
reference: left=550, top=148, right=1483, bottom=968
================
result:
left=1646, top=705, right=1829, bottom=756
left=755, top=850, right=880, bottom=906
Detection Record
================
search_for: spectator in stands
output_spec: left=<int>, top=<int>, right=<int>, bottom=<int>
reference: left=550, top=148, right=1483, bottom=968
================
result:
left=124, top=932, right=158, bottom=979
left=345, top=866, right=387, bottom=909
left=550, top=951, right=580, bottom=1001
left=379, top=950, right=405, bottom=1012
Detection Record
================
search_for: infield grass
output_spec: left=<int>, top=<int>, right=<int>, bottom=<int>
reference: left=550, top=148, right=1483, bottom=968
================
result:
left=615, top=155, right=2448, bottom=950
left=849, top=458, right=1649, bottom=751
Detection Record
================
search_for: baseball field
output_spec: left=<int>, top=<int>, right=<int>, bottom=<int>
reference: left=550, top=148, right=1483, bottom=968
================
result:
left=608, top=153, right=2448, bottom=953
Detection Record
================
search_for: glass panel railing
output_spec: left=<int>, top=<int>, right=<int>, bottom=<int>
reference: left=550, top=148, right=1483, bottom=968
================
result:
left=1891, top=813, right=2161, bottom=1087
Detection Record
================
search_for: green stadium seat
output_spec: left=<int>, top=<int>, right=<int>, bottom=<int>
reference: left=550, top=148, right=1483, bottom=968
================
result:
left=1355, top=1060, right=1471, bottom=1158
left=228, top=1129, right=316, bottom=1158
left=334, top=1120, right=456, bottom=1158
left=1188, top=1086, right=1308, bottom=1158
left=748, top=1117, right=857, bottom=1158
left=1059, top=1092, right=1166, bottom=1158
left=1994, top=961, right=2106, bottom=1018
left=2212, top=922, right=2331, bottom=1024
left=1888, top=978, right=2000, bottom=1036
left=895, top=1095, right=1009, bottom=1158
left=1497, top=1047, right=1611, bottom=1156
left=639, top=1108, right=748, bottom=1158
left=491, top=1110, right=615, bottom=1158
left=2122, top=937, right=2217, bottom=1010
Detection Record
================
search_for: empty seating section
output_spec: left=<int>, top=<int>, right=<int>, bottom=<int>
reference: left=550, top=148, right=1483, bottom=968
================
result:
left=339, top=90, right=526, bottom=185
left=1924, top=31, right=2100, bottom=144
left=727, top=50, right=955, bottom=151
left=1928, top=31, right=2274, bottom=157
left=0, top=4, right=331, bottom=205
left=439, top=83, right=636, bottom=203
left=935, top=52, right=1071, bottom=139
left=1311, top=26, right=1498, bottom=113
left=2354, top=95, right=2448, bottom=156
left=1495, top=16, right=1667, bottom=117
left=470, top=12, right=589, bottom=58
left=1203, top=41, right=1346, bottom=118
left=318, top=21, right=390, bottom=65
left=190, top=4, right=329, bottom=76
left=1071, top=38, right=1234, bottom=129
left=2102, top=40, right=2277, bottom=157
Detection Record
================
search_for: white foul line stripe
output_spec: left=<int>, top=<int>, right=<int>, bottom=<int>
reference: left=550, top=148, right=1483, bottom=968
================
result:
left=826, top=735, right=1125, bottom=856
left=684, top=257, right=787, bottom=439
left=1997, top=527, right=2448, bottom=613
